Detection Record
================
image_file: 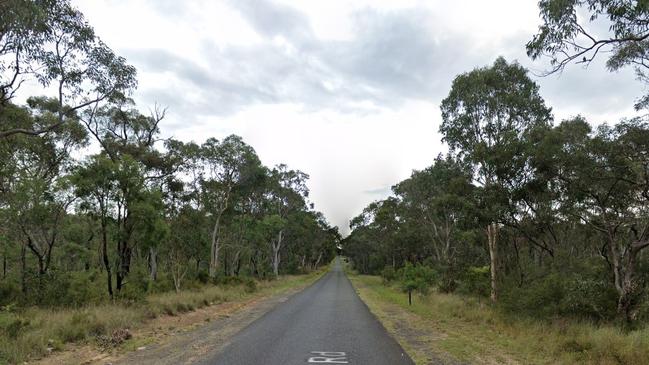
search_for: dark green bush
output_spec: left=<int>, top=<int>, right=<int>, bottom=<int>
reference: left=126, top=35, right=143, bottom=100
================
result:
left=197, top=269, right=210, bottom=284
left=456, top=266, right=490, bottom=297
left=380, top=266, right=397, bottom=284
left=211, top=274, right=257, bottom=292
left=399, top=262, right=437, bottom=296
left=561, top=277, right=617, bottom=320
left=244, top=277, right=257, bottom=293
left=0, top=281, right=20, bottom=306
left=499, top=273, right=617, bottom=321
left=5, top=317, right=29, bottom=339
left=501, top=273, right=565, bottom=318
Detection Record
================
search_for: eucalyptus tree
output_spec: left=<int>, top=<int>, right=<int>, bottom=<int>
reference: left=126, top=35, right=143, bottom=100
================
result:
left=527, top=1, right=649, bottom=78
left=347, top=197, right=405, bottom=273
left=164, top=205, right=206, bottom=292
left=72, top=154, right=118, bottom=297
left=394, top=155, right=475, bottom=270
left=289, top=211, right=338, bottom=272
left=200, top=135, right=262, bottom=277
left=264, top=165, right=309, bottom=277
left=546, top=117, right=649, bottom=323
left=73, top=102, right=181, bottom=294
left=440, top=57, right=553, bottom=301
left=1, top=99, right=86, bottom=293
left=0, top=0, right=136, bottom=138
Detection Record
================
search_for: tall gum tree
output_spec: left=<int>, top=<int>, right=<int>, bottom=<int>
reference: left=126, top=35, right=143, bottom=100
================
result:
left=265, top=165, right=309, bottom=277
left=0, top=0, right=136, bottom=138
left=547, top=117, right=649, bottom=323
left=200, top=135, right=261, bottom=278
left=440, top=57, right=553, bottom=302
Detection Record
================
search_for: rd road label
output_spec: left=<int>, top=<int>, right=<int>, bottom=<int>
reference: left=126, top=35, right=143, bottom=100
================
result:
left=308, top=351, right=348, bottom=363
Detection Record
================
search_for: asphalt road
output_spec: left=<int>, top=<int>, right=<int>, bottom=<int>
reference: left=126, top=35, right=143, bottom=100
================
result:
left=201, top=257, right=414, bottom=365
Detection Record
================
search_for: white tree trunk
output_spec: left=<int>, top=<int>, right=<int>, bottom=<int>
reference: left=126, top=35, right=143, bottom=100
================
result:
left=271, top=230, right=284, bottom=277
left=209, top=212, right=223, bottom=278
left=487, top=222, right=499, bottom=302
left=149, top=247, right=157, bottom=281
left=314, top=251, right=323, bottom=269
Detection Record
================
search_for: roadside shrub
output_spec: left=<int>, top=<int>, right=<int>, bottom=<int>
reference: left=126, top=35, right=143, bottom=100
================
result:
left=213, top=275, right=257, bottom=292
left=501, top=273, right=565, bottom=318
left=380, top=266, right=397, bottom=284
left=197, top=269, right=210, bottom=284
left=561, top=277, right=617, bottom=321
left=456, top=266, right=490, bottom=297
left=0, top=281, right=20, bottom=306
left=115, top=268, right=149, bottom=302
left=18, top=270, right=106, bottom=307
left=5, top=317, right=29, bottom=339
left=436, top=264, right=459, bottom=293
left=499, top=272, right=618, bottom=321
left=244, top=277, right=257, bottom=293
left=399, top=262, right=437, bottom=304
left=65, top=270, right=106, bottom=306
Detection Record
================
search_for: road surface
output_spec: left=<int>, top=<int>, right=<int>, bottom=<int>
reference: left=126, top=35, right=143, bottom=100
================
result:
left=200, top=258, right=414, bottom=365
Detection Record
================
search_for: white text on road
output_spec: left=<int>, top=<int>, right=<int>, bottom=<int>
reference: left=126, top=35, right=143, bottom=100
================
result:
left=308, top=351, right=348, bottom=363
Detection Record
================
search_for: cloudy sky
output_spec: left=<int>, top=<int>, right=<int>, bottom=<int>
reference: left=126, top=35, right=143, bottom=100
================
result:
left=69, top=0, right=643, bottom=235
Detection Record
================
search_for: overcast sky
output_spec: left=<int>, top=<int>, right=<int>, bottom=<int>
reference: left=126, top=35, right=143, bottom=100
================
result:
left=69, top=0, right=643, bottom=235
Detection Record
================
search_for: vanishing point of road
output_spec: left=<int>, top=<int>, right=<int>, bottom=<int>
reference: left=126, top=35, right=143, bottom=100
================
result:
left=200, top=257, right=414, bottom=365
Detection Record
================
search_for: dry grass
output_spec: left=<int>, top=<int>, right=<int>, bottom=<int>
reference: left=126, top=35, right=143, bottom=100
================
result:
left=349, top=274, right=649, bottom=365
left=0, top=272, right=324, bottom=365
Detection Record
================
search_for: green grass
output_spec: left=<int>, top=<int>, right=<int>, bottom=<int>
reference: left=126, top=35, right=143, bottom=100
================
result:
left=0, top=271, right=325, bottom=364
left=349, top=274, right=649, bottom=365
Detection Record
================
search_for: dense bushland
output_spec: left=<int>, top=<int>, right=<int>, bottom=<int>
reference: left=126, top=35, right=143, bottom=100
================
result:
left=345, top=0, right=649, bottom=328
left=0, top=0, right=338, bottom=325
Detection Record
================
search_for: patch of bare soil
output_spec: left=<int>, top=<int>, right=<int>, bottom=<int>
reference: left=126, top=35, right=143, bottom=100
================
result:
left=32, top=287, right=304, bottom=365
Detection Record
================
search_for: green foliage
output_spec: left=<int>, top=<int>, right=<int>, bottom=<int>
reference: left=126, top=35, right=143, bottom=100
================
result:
left=527, top=0, right=649, bottom=110
left=399, top=262, right=437, bottom=296
left=0, top=281, right=20, bottom=307
left=500, top=273, right=618, bottom=321
left=380, top=266, right=397, bottom=284
left=457, top=266, right=490, bottom=297
left=562, top=277, right=618, bottom=321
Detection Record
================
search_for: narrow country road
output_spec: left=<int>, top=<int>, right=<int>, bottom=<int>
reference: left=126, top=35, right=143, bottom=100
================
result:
left=200, top=258, right=414, bottom=365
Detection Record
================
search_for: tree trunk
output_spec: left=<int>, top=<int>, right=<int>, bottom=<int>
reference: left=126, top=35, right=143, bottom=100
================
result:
left=172, top=265, right=185, bottom=293
left=610, top=238, right=643, bottom=325
left=229, top=250, right=241, bottom=276
left=271, top=230, right=284, bottom=277
left=487, top=222, right=499, bottom=303
left=101, top=216, right=113, bottom=299
left=149, top=247, right=158, bottom=281
left=314, top=251, right=323, bottom=269
left=209, top=213, right=223, bottom=278
left=20, top=243, right=26, bottom=294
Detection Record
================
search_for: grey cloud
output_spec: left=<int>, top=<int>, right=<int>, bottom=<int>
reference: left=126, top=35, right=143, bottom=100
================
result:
left=130, top=2, right=483, bottom=120
left=323, top=9, right=442, bottom=102
left=133, top=0, right=642, bottom=128
left=226, top=0, right=313, bottom=46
